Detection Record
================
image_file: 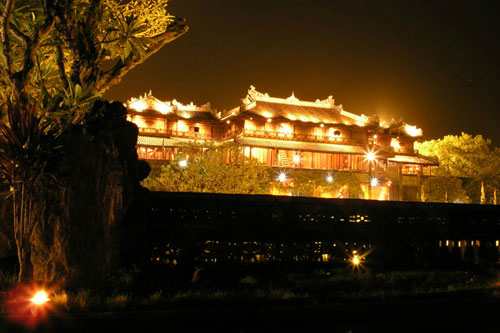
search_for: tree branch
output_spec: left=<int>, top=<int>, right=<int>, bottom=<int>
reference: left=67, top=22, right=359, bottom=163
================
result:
left=95, top=17, right=188, bottom=94
left=55, top=43, right=68, bottom=89
left=13, top=6, right=55, bottom=103
left=1, top=0, right=16, bottom=76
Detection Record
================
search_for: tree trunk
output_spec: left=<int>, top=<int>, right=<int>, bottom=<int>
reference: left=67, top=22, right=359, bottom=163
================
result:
left=13, top=101, right=140, bottom=288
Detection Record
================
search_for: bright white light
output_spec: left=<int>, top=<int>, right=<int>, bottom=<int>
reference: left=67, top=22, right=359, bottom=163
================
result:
left=30, top=291, right=49, bottom=305
left=326, top=175, right=333, bottom=183
left=352, top=255, right=360, bottom=266
left=292, top=154, right=301, bottom=165
left=370, top=177, right=379, bottom=187
left=366, top=152, right=376, bottom=161
left=179, top=160, right=188, bottom=168
left=278, top=172, right=287, bottom=182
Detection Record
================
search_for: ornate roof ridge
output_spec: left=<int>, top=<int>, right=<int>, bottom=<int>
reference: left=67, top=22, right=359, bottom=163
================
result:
left=244, top=85, right=338, bottom=109
left=127, top=91, right=213, bottom=114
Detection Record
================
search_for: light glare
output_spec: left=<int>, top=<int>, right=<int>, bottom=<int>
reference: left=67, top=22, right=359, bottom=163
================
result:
left=30, top=291, right=49, bottom=305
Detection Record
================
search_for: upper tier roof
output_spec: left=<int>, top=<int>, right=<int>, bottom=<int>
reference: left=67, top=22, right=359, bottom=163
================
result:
left=222, top=85, right=371, bottom=127
left=126, top=91, right=220, bottom=122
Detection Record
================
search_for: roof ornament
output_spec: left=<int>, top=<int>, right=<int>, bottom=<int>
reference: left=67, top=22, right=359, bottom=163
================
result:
left=286, top=91, right=299, bottom=104
left=247, top=85, right=269, bottom=101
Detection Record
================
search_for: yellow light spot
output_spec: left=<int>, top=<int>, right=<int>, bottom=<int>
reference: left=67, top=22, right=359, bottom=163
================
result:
left=352, top=255, right=360, bottom=265
left=278, top=172, right=287, bottom=182
left=31, top=291, right=49, bottom=305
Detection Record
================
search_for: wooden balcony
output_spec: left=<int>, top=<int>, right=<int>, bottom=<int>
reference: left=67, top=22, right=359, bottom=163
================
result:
left=240, top=129, right=348, bottom=145
left=138, top=127, right=216, bottom=140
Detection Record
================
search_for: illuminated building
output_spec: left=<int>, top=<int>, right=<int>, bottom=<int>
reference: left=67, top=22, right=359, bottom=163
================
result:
left=126, top=86, right=437, bottom=200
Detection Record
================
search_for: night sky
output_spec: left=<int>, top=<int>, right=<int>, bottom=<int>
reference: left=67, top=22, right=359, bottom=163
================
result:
left=104, top=0, right=500, bottom=145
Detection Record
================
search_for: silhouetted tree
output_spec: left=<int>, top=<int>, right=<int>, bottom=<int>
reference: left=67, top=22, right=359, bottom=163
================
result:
left=0, top=0, right=187, bottom=285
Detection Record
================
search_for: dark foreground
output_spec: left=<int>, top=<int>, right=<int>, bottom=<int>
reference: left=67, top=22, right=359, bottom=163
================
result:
left=1, top=296, right=500, bottom=332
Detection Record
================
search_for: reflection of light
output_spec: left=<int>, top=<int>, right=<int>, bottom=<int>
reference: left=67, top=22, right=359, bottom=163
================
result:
left=326, top=175, right=334, bottom=183
left=179, top=160, right=187, bottom=168
left=31, top=291, right=50, bottom=305
left=278, top=172, right=287, bottom=182
left=370, top=177, right=379, bottom=187
left=366, top=151, right=376, bottom=161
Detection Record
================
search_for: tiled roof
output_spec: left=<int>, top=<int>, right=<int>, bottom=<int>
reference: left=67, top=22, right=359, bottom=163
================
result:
left=388, top=154, right=438, bottom=165
left=237, top=137, right=367, bottom=154
left=246, top=101, right=355, bottom=125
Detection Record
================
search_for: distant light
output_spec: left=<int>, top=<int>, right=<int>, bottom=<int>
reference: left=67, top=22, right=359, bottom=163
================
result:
left=370, top=177, right=379, bottom=187
left=179, top=160, right=187, bottom=168
left=278, top=172, right=287, bottom=182
left=320, top=124, right=324, bottom=128
left=366, top=152, right=376, bottom=161
left=352, top=255, right=360, bottom=266
left=226, top=120, right=231, bottom=124
left=292, top=154, right=301, bottom=165
left=30, top=291, right=49, bottom=305
left=267, top=119, right=272, bottom=123
left=373, top=134, right=377, bottom=139
left=326, top=175, right=334, bottom=183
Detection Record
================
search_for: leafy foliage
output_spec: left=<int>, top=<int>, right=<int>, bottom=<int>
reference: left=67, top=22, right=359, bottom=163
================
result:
left=143, top=143, right=271, bottom=194
left=416, top=133, right=500, bottom=203
left=272, top=169, right=364, bottom=198
left=0, top=0, right=187, bottom=130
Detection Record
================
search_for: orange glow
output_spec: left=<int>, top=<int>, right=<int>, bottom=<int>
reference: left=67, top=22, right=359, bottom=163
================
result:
left=129, top=99, right=148, bottom=112
left=352, top=254, right=360, bottom=265
left=153, top=100, right=172, bottom=114
left=177, top=120, right=188, bottom=132
left=279, top=123, right=293, bottom=134
left=390, top=138, right=401, bottom=151
left=30, top=291, right=49, bottom=305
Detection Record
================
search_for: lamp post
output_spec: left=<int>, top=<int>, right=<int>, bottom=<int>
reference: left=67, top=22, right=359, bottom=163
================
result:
left=366, top=151, right=376, bottom=199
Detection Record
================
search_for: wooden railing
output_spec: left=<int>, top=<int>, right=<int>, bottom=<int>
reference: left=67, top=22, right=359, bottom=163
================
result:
left=138, top=127, right=216, bottom=140
left=241, top=129, right=348, bottom=144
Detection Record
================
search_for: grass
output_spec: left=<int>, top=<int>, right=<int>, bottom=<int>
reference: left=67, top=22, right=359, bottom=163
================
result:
left=1, top=264, right=499, bottom=313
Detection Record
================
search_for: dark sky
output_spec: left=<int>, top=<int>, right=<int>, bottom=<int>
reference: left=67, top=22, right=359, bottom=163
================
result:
left=104, top=0, right=500, bottom=145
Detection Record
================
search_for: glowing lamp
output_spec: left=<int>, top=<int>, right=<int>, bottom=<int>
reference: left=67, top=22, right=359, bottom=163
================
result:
left=352, top=255, right=360, bottom=265
left=292, top=154, right=301, bottom=165
left=278, top=172, right=287, bottom=182
left=326, top=175, right=333, bottom=183
left=370, top=177, right=379, bottom=187
left=366, top=152, right=376, bottom=161
left=179, top=160, right=188, bottom=168
left=30, top=291, right=49, bottom=305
